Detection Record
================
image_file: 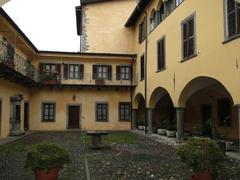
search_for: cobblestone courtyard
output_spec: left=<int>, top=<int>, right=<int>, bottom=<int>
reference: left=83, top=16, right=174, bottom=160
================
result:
left=0, top=131, right=239, bottom=180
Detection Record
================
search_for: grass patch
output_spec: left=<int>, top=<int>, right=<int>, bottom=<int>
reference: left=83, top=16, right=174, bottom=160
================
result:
left=102, top=131, right=138, bottom=145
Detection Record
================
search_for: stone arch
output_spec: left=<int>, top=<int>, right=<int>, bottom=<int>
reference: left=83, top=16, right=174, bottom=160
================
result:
left=178, top=76, right=233, bottom=107
left=148, top=87, right=175, bottom=132
left=133, top=93, right=145, bottom=109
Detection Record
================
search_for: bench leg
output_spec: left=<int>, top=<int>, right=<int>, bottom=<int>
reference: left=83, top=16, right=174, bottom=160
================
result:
left=92, top=135, right=102, bottom=149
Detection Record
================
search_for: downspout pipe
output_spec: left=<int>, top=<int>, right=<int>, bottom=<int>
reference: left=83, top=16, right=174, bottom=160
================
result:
left=130, top=58, right=134, bottom=129
left=136, top=5, right=148, bottom=134
left=144, top=11, right=148, bottom=134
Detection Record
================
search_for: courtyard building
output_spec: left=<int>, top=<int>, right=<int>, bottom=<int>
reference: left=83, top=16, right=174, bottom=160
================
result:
left=0, top=0, right=239, bottom=151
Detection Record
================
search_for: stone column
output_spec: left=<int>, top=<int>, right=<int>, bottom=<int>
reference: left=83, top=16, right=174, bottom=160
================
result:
left=132, top=109, right=137, bottom=129
left=176, top=107, right=185, bottom=142
left=147, top=108, right=153, bottom=133
left=237, top=105, right=240, bottom=153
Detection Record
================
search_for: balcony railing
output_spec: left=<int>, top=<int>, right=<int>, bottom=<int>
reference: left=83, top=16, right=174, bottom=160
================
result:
left=0, top=41, right=40, bottom=83
left=60, top=73, right=139, bottom=86
left=40, top=72, right=61, bottom=85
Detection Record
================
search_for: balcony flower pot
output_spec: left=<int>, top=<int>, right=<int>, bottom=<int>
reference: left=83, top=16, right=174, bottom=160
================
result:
left=177, top=137, right=224, bottom=180
left=95, top=79, right=105, bottom=85
left=157, top=128, right=167, bottom=135
left=138, top=125, right=145, bottom=130
left=167, top=125, right=176, bottom=137
left=166, top=130, right=176, bottom=137
left=157, top=119, right=169, bottom=135
left=26, top=142, right=71, bottom=180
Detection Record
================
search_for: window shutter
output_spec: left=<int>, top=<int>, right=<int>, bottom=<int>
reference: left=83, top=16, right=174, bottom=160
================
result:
left=39, top=63, right=44, bottom=73
left=116, top=65, right=121, bottom=80
left=108, top=65, right=112, bottom=80
left=92, top=65, right=97, bottom=79
left=63, top=64, right=68, bottom=79
left=56, top=64, right=61, bottom=74
left=79, top=64, right=84, bottom=80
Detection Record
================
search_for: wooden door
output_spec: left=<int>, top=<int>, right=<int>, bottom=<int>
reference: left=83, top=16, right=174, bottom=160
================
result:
left=24, top=102, right=29, bottom=130
left=68, top=106, right=80, bottom=129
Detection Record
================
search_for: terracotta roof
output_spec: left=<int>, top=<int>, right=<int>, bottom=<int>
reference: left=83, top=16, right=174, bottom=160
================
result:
left=125, top=0, right=151, bottom=27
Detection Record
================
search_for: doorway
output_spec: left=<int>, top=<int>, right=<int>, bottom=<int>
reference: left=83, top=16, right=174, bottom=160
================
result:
left=201, top=104, right=212, bottom=124
left=10, top=98, right=22, bottom=135
left=24, top=102, right=29, bottom=131
left=68, top=105, right=80, bottom=129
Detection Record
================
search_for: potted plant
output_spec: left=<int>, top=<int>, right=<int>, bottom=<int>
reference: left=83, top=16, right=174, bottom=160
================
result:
left=157, top=119, right=169, bottom=135
left=42, top=73, right=58, bottom=84
left=166, top=124, right=176, bottom=137
left=95, top=78, right=105, bottom=85
left=177, top=137, right=224, bottom=180
left=26, top=142, right=71, bottom=180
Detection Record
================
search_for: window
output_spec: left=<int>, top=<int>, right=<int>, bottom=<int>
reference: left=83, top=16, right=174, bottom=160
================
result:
left=157, top=37, right=165, bottom=71
left=176, top=0, right=183, bottom=6
left=96, top=103, right=108, bottom=121
left=140, top=55, right=145, bottom=81
left=93, top=65, right=112, bottom=80
left=218, top=99, right=232, bottom=127
left=42, top=102, right=55, bottom=122
left=44, top=64, right=57, bottom=73
left=166, top=0, right=175, bottom=16
left=157, top=5, right=165, bottom=24
left=150, top=10, right=158, bottom=31
left=119, top=103, right=130, bottom=121
left=182, top=15, right=196, bottom=60
left=64, top=64, right=84, bottom=80
left=225, top=0, right=240, bottom=39
left=116, top=65, right=131, bottom=80
left=139, top=18, right=146, bottom=43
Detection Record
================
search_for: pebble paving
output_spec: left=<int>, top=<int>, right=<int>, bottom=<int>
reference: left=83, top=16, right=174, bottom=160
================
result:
left=0, top=131, right=239, bottom=180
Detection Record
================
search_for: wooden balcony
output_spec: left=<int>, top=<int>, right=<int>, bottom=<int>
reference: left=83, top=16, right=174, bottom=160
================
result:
left=0, top=41, right=40, bottom=87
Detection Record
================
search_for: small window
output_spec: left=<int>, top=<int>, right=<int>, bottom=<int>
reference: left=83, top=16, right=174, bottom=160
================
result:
left=225, top=0, right=240, bottom=39
left=157, top=37, right=165, bottom=71
left=182, top=15, right=196, bottom=60
left=176, top=0, right=183, bottom=6
left=69, top=64, right=80, bottom=79
left=44, top=64, right=57, bottom=73
left=119, top=103, right=130, bottom=121
left=116, top=65, right=131, bottom=80
left=96, top=103, right=108, bottom=122
left=218, top=99, right=232, bottom=127
left=158, top=4, right=165, bottom=23
left=150, top=10, right=158, bottom=31
left=140, top=55, right=145, bottom=81
left=93, top=65, right=112, bottom=80
left=139, top=18, right=146, bottom=43
left=42, top=102, right=55, bottom=122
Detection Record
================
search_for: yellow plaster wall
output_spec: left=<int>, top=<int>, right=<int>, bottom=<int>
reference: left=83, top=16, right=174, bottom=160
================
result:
left=0, top=79, right=30, bottom=138
left=133, top=0, right=240, bottom=107
left=83, top=0, right=136, bottom=53
left=30, top=88, right=131, bottom=131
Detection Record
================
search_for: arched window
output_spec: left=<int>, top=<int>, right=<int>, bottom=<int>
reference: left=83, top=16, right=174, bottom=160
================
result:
left=150, top=9, right=157, bottom=31
left=156, top=2, right=165, bottom=24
